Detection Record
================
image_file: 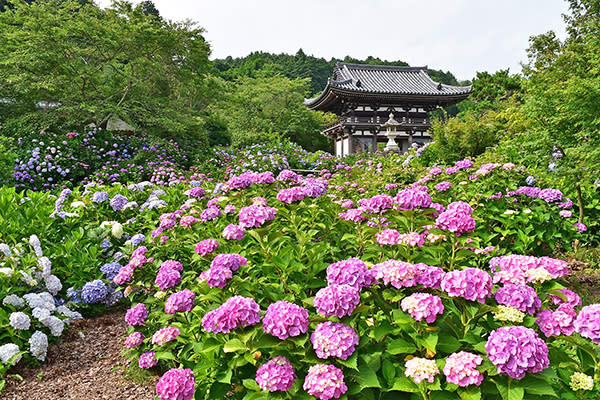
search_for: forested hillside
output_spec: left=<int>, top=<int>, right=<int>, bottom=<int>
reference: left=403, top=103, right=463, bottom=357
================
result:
left=214, top=49, right=464, bottom=95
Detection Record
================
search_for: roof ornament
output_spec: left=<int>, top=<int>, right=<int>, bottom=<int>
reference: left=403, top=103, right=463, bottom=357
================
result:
left=437, top=83, right=443, bottom=91
left=355, top=79, right=361, bottom=88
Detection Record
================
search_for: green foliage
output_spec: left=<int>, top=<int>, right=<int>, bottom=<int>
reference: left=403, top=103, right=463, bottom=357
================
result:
left=0, top=0, right=211, bottom=141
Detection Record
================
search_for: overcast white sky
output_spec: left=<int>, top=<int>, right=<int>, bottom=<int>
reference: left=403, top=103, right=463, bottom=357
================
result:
left=98, top=0, right=570, bottom=80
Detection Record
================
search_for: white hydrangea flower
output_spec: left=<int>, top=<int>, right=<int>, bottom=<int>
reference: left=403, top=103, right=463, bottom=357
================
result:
left=570, top=372, right=594, bottom=391
left=3, top=294, right=24, bottom=307
left=9, top=312, right=31, bottom=330
left=0, top=343, right=22, bottom=365
left=111, top=222, right=124, bottom=239
left=63, top=212, right=80, bottom=218
left=44, top=274, right=62, bottom=295
left=70, top=201, right=85, bottom=208
left=19, top=271, right=37, bottom=286
left=56, top=305, right=83, bottom=324
left=525, top=267, right=553, bottom=284
left=38, top=292, right=55, bottom=306
left=29, top=331, right=48, bottom=361
left=37, top=256, right=52, bottom=276
left=32, top=307, right=51, bottom=322
left=25, top=293, right=56, bottom=311
left=0, top=267, right=14, bottom=277
left=29, top=234, right=43, bottom=257
left=122, top=201, right=138, bottom=210
left=42, top=316, right=64, bottom=337
left=0, top=243, right=11, bottom=257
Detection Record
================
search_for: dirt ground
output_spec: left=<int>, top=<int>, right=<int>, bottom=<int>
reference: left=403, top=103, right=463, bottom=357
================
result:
left=2, top=310, right=157, bottom=400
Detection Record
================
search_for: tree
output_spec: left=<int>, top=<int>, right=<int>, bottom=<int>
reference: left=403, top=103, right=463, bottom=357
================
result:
left=137, top=0, right=160, bottom=19
left=0, top=0, right=211, bottom=141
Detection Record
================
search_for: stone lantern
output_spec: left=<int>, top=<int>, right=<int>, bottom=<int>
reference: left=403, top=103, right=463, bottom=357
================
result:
left=381, top=113, right=401, bottom=153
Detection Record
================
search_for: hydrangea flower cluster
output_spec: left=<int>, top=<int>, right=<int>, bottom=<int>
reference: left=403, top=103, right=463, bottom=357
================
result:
left=311, top=322, right=359, bottom=360
left=415, top=263, right=445, bottom=289
left=570, top=372, right=594, bottom=391
left=536, top=304, right=577, bottom=337
left=358, top=194, right=394, bottom=213
left=156, top=368, right=195, bottom=400
left=375, top=228, right=401, bottom=245
left=548, top=289, right=582, bottom=308
left=238, top=205, right=277, bottom=228
left=29, top=331, right=49, bottom=361
left=124, top=332, right=145, bottom=348
left=194, top=239, right=218, bottom=256
left=303, top=178, right=328, bottom=198
left=80, top=279, right=110, bottom=304
left=314, top=284, right=360, bottom=318
left=494, top=284, right=541, bottom=315
left=491, top=254, right=568, bottom=284
left=155, top=259, right=183, bottom=290
left=493, top=306, right=525, bottom=323
left=202, top=296, right=261, bottom=334
left=574, top=304, right=600, bottom=344
left=222, top=224, right=245, bottom=240
left=435, top=201, right=475, bottom=235
left=139, top=351, right=158, bottom=369
left=152, top=326, right=180, bottom=346
left=276, top=187, right=306, bottom=204
left=263, top=301, right=309, bottom=340
left=485, top=326, right=549, bottom=379
left=326, top=258, right=373, bottom=290
left=164, top=289, right=196, bottom=314
left=125, top=304, right=148, bottom=326
left=255, top=356, right=296, bottom=392
left=441, top=268, right=492, bottom=303
left=200, top=206, right=221, bottom=222
left=395, top=185, right=432, bottom=210
left=404, top=357, right=440, bottom=384
left=371, top=260, right=417, bottom=288
left=401, top=293, right=445, bottom=323
left=199, top=253, right=247, bottom=288
left=443, top=352, right=483, bottom=387
left=303, top=364, right=347, bottom=400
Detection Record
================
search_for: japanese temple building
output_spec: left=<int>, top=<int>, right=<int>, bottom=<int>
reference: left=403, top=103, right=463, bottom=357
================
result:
left=304, top=62, right=473, bottom=156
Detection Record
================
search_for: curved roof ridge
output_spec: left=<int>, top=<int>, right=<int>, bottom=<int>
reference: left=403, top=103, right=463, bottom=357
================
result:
left=336, top=61, right=427, bottom=72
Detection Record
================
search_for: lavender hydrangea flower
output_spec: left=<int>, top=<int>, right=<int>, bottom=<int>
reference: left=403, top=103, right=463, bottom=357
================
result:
left=202, top=296, right=261, bottom=334
left=485, top=326, right=549, bottom=379
left=100, top=262, right=122, bottom=281
left=255, top=356, right=296, bottom=392
left=314, top=284, right=360, bottom=318
left=110, top=194, right=128, bottom=211
left=574, top=304, right=600, bottom=344
left=164, top=289, right=196, bottom=314
left=80, top=280, right=109, bottom=304
left=156, top=368, right=195, bottom=400
left=311, top=322, right=359, bottom=360
left=303, top=364, right=347, bottom=400
left=263, top=301, right=309, bottom=340
left=326, top=258, right=373, bottom=290
left=494, top=284, right=541, bottom=315
left=91, top=191, right=109, bottom=203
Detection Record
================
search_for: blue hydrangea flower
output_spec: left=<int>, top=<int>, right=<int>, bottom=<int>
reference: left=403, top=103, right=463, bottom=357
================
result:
left=109, top=194, right=128, bottom=211
left=130, top=233, right=145, bottom=247
left=525, top=176, right=536, bottom=186
left=67, top=286, right=82, bottom=303
left=100, top=262, right=122, bottom=281
left=92, top=192, right=109, bottom=203
left=80, top=280, right=109, bottom=304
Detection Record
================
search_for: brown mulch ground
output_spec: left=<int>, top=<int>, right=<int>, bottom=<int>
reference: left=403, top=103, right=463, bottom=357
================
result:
left=2, top=309, right=157, bottom=400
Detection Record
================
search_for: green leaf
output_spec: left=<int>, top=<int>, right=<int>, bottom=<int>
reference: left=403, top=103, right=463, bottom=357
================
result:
left=390, top=376, right=419, bottom=393
left=242, top=379, right=261, bottom=391
left=381, top=359, right=396, bottom=385
left=223, top=339, right=246, bottom=353
left=387, top=338, right=417, bottom=354
left=437, top=334, right=462, bottom=353
left=494, top=378, right=525, bottom=400
left=420, top=331, right=439, bottom=353
left=355, top=360, right=381, bottom=389
left=520, top=376, right=558, bottom=397
left=337, top=352, right=359, bottom=371
left=458, top=386, right=481, bottom=400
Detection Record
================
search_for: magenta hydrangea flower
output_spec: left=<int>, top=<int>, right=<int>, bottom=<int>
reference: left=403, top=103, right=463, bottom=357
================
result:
left=124, top=331, right=144, bottom=348
left=179, top=216, right=199, bottom=227
left=224, top=204, right=237, bottom=214
left=548, top=289, right=582, bottom=308
left=455, top=159, right=473, bottom=170
left=375, top=229, right=401, bottom=245
left=435, top=201, right=475, bottom=235
left=156, top=368, right=195, bottom=400
left=255, top=356, right=296, bottom=392
left=165, top=289, right=196, bottom=314
left=359, top=194, right=394, bottom=213
left=198, top=264, right=233, bottom=289
left=160, top=260, right=183, bottom=272
left=187, top=187, right=205, bottom=198
left=277, top=170, right=299, bottom=182
left=314, top=284, right=360, bottom=318
left=263, top=301, right=309, bottom=340
left=125, top=304, right=148, bottom=326
left=155, top=268, right=181, bottom=291
left=494, top=284, right=541, bottom=315
left=227, top=172, right=254, bottom=190
left=222, top=224, right=245, bottom=241
left=311, top=322, right=359, bottom=360
left=539, top=188, right=563, bottom=203
left=401, top=293, right=445, bottom=323
left=255, top=171, right=275, bottom=184
left=303, top=364, right=347, bottom=400
left=212, top=253, right=247, bottom=271
left=485, top=326, right=549, bottom=379
left=276, top=187, right=306, bottom=204
left=200, top=206, right=221, bottom=222
left=415, top=263, right=446, bottom=289
left=536, top=304, right=577, bottom=337
left=113, top=265, right=134, bottom=285
left=152, top=326, right=180, bottom=346
left=326, top=258, right=373, bottom=290
left=395, top=185, right=432, bottom=210
left=574, top=304, right=600, bottom=344
left=538, top=256, right=569, bottom=278
left=139, top=351, right=157, bottom=369
left=435, top=181, right=452, bottom=191
left=441, top=268, right=492, bottom=303
left=194, top=239, right=219, bottom=256
left=238, top=205, right=277, bottom=228
left=303, top=178, right=328, bottom=198
left=443, top=351, right=483, bottom=387
left=371, top=260, right=418, bottom=289
left=202, top=296, right=261, bottom=334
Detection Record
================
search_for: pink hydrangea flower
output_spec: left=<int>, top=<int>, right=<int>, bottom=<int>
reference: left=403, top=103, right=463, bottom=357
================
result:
left=326, top=258, right=373, bottom=290
left=536, top=304, right=577, bottom=337
left=156, top=368, right=195, bottom=400
left=494, top=284, right=541, bottom=315
left=314, top=284, right=360, bottom=318
left=202, top=296, right=261, bottom=334
left=574, top=304, right=600, bottom=344
left=255, top=356, right=296, bottom=392
left=415, top=264, right=446, bottom=289
left=194, top=239, right=219, bottom=256
left=263, top=301, right=309, bottom=340
left=222, top=224, right=245, bottom=241
left=152, top=326, right=180, bottom=346
left=125, top=304, right=148, bottom=326
left=303, top=364, right=347, bottom=400
left=164, top=289, right=196, bottom=314
left=311, top=322, right=359, bottom=360
left=124, top=331, right=144, bottom=348
left=443, top=352, right=483, bottom=387
left=139, top=351, right=157, bottom=369
left=441, top=268, right=492, bottom=303
left=179, top=216, right=199, bottom=227
left=238, top=205, right=277, bottom=228
left=401, top=293, right=444, bottom=323
left=371, top=260, right=418, bottom=288
left=376, top=229, right=401, bottom=245
left=276, top=187, right=306, bottom=204
left=435, top=201, right=475, bottom=235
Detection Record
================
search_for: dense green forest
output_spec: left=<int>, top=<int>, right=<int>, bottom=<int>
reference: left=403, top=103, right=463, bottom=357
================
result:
left=213, top=50, right=463, bottom=96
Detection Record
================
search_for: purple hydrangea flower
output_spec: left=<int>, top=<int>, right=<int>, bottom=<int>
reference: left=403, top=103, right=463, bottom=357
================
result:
left=202, top=296, right=261, bottom=334
left=110, top=194, right=128, bottom=211
left=80, top=280, right=109, bottom=304
left=263, top=301, right=309, bottom=340
left=415, top=263, right=446, bottom=289
left=536, top=304, right=577, bottom=337
left=574, top=304, right=600, bottom=344
left=156, top=368, right=195, bottom=400
left=303, top=364, right=347, bottom=400
left=311, top=322, right=359, bottom=360
left=92, top=191, right=109, bottom=203
left=155, top=268, right=181, bottom=291
left=485, top=326, right=549, bottom=379
left=441, top=268, right=492, bottom=303
left=314, top=284, right=360, bottom=318
left=222, top=224, right=245, bottom=241
left=194, top=239, right=218, bottom=256
left=326, top=258, right=373, bottom=290
left=125, top=304, right=148, bottom=326
left=255, top=356, right=296, bottom=392
left=494, top=284, right=541, bottom=315
left=164, top=289, right=196, bottom=314
left=139, top=351, right=158, bottom=369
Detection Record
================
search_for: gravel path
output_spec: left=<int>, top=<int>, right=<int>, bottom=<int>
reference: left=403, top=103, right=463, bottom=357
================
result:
left=2, top=310, right=157, bottom=400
